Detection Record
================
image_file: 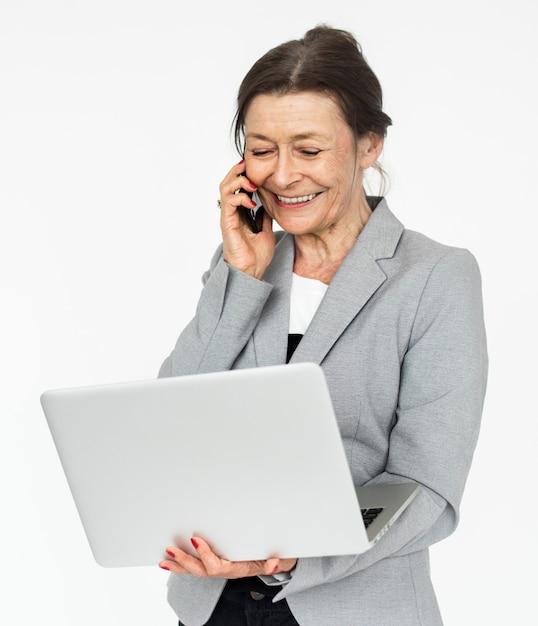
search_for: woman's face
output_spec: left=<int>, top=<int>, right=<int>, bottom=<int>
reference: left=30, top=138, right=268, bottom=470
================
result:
left=243, top=91, right=379, bottom=238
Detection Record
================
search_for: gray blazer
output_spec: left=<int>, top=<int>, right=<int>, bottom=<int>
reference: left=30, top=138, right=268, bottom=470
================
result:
left=159, top=200, right=488, bottom=626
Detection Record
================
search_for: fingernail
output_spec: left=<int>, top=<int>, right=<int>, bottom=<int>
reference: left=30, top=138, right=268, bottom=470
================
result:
left=166, top=549, right=175, bottom=558
left=250, top=199, right=257, bottom=207
left=159, top=564, right=170, bottom=570
left=248, top=181, right=257, bottom=190
left=272, top=565, right=279, bottom=574
left=238, top=159, right=245, bottom=165
left=191, top=538, right=199, bottom=549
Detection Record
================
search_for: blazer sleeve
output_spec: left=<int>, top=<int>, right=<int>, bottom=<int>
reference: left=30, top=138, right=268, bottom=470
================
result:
left=158, top=245, right=273, bottom=378
left=278, top=247, right=488, bottom=599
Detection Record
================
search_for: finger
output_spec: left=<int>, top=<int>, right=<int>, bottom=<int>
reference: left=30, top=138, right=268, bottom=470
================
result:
left=191, top=537, right=262, bottom=578
left=219, top=193, right=259, bottom=234
left=220, top=182, right=257, bottom=209
left=220, top=164, right=256, bottom=201
left=190, top=536, right=227, bottom=576
left=158, top=559, right=189, bottom=574
left=237, top=175, right=257, bottom=193
left=233, top=158, right=247, bottom=176
left=263, top=557, right=280, bottom=575
left=163, top=545, right=208, bottom=578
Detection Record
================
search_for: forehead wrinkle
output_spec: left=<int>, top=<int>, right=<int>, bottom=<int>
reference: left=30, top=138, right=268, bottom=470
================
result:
left=246, top=131, right=328, bottom=141
left=244, top=93, right=350, bottom=147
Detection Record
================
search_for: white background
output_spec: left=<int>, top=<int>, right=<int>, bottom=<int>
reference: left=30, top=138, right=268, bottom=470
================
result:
left=1, top=1, right=536, bottom=624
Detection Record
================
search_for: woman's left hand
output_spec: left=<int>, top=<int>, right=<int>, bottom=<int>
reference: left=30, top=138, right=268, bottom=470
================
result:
left=159, top=536, right=297, bottom=578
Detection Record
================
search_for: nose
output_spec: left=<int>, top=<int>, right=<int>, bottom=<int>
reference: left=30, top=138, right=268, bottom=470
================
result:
left=271, top=151, right=301, bottom=189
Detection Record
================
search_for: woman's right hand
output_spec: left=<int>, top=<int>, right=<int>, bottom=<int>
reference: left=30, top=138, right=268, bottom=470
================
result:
left=219, top=160, right=275, bottom=280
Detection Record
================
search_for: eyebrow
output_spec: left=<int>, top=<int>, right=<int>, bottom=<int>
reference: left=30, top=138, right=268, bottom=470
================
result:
left=246, top=132, right=327, bottom=142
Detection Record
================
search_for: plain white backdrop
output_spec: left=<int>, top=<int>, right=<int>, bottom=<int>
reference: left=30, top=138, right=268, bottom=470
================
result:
left=1, top=1, right=536, bottom=624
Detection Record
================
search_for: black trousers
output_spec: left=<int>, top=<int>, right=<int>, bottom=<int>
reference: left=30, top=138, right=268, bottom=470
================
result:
left=178, top=580, right=300, bottom=626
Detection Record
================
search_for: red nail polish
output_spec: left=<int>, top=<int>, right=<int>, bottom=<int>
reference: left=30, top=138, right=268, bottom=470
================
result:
left=191, top=538, right=199, bottom=549
left=238, top=159, right=245, bottom=165
left=248, top=181, right=257, bottom=190
left=272, top=565, right=279, bottom=574
left=166, top=549, right=175, bottom=558
left=159, top=564, right=170, bottom=570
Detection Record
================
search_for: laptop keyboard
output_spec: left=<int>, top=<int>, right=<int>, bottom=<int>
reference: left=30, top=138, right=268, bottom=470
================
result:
left=361, top=507, right=384, bottom=528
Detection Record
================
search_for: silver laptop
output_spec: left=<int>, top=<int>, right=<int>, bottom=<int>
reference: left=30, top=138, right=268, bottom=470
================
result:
left=40, top=362, right=419, bottom=568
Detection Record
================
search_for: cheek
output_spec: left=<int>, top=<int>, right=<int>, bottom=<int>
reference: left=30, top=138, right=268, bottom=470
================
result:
left=314, top=153, right=350, bottom=183
left=327, top=158, right=361, bottom=193
left=244, top=159, right=268, bottom=186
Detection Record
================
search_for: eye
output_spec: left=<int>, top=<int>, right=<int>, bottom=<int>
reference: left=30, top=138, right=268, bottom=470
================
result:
left=249, top=148, right=274, bottom=157
left=300, top=149, right=321, bottom=157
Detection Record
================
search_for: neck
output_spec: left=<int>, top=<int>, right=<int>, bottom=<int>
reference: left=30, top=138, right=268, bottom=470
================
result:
left=292, top=196, right=372, bottom=284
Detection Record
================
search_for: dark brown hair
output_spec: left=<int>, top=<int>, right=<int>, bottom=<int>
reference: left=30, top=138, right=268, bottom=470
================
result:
left=233, top=25, right=392, bottom=155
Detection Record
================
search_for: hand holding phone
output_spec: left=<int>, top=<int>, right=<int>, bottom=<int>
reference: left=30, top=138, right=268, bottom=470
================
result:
left=220, top=162, right=275, bottom=280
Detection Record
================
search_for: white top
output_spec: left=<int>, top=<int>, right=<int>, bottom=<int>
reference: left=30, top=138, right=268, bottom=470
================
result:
left=289, top=272, right=328, bottom=334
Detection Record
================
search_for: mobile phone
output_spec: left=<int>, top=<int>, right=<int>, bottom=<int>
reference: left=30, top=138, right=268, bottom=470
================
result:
left=241, top=190, right=265, bottom=233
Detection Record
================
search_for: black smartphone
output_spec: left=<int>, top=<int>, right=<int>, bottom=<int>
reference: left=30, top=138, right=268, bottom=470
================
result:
left=241, top=190, right=265, bottom=233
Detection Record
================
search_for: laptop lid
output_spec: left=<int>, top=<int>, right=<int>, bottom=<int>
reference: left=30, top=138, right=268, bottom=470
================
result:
left=41, top=362, right=417, bottom=567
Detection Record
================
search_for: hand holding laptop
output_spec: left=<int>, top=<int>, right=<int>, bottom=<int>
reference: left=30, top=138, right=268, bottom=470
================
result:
left=159, top=536, right=297, bottom=578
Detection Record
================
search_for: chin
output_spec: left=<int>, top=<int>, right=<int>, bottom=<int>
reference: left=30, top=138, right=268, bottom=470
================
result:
left=275, top=218, right=315, bottom=236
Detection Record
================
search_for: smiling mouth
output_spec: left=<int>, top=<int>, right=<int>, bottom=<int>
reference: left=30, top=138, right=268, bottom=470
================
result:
left=276, top=193, right=319, bottom=205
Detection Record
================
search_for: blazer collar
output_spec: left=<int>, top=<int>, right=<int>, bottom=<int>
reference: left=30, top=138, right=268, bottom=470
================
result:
left=253, top=199, right=404, bottom=366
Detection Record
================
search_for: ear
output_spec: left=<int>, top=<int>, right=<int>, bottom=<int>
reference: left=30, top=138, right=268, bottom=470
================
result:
left=357, top=132, right=384, bottom=169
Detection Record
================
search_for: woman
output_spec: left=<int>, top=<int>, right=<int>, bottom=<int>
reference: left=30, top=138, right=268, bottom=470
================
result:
left=158, top=25, right=488, bottom=626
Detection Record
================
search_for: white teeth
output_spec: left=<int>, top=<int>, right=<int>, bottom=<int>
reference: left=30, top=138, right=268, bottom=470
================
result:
left=277, top=193, right=317, bottom=204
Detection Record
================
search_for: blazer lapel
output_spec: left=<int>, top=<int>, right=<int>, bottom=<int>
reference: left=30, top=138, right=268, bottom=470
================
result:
left=290, top=200, right=404, bottom=365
